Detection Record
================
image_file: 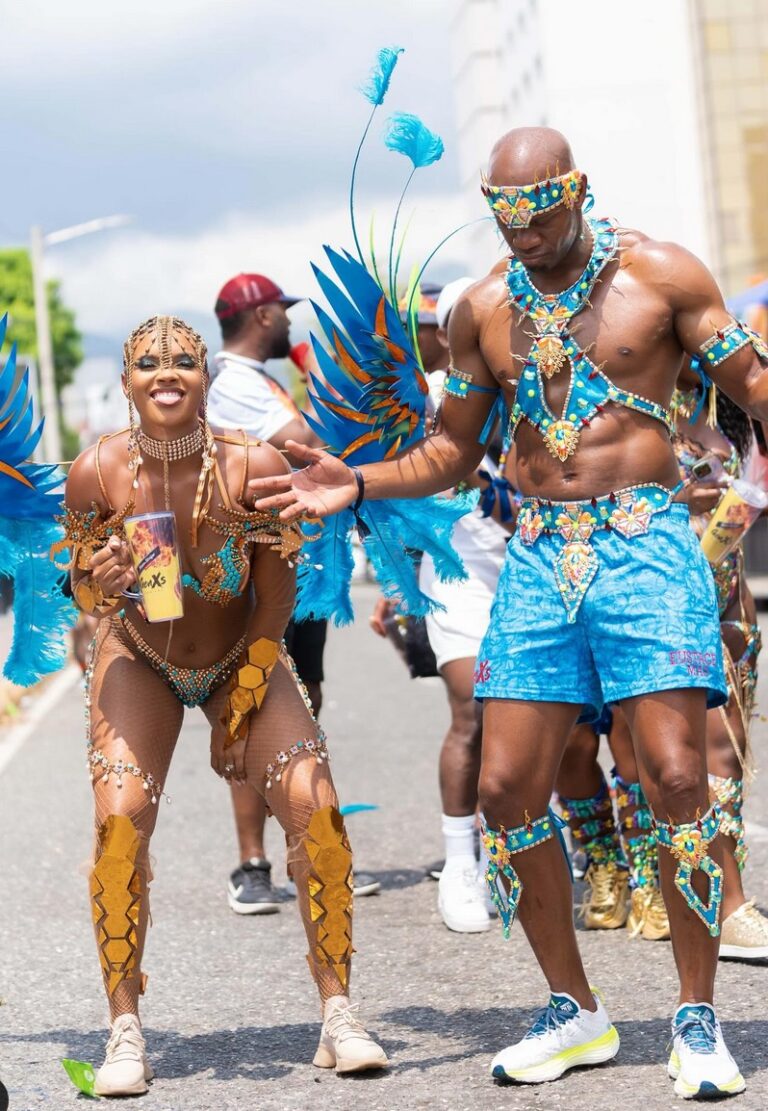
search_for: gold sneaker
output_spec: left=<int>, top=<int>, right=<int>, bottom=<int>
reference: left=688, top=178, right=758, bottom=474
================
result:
left=581, top=863, right=629, bottom=929
left=719, top=900, right=768, bottom=961
left=627, top=886, right=670, bottom=941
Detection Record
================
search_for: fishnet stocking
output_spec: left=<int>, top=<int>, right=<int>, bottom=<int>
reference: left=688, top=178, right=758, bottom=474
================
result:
left=88, top=620, right=184, bottom=1019
left=202, top=653, right=350, bottom=1003
left=88, top=623, right=351, bottom=1016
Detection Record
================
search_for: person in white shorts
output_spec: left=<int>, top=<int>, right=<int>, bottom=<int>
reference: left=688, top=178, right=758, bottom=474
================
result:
left=371, top=278, right=514, bottom=932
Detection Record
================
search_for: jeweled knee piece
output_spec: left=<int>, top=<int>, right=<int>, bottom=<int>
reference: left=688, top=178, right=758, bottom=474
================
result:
left=89, top=814, right=142, bottom=994
left=304, top=806, right=353, bottom=989
left=482, top=810, right=566, bottom=939
left=652, top=803, right=723, bottom=936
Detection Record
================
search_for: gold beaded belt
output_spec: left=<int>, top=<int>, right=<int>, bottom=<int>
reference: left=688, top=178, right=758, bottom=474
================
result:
left=118, top=617, right=245, bottom=707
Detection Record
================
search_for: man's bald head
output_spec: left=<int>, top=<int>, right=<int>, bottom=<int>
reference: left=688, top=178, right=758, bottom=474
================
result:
left=487, top=127, right=576, bottom=186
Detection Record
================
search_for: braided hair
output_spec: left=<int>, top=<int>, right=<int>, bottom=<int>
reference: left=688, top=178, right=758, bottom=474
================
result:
left=715, top=389, right=753, bottom=463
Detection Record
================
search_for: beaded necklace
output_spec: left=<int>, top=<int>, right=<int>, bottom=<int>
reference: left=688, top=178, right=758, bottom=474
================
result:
left=506, top=216, right=674, bottom=462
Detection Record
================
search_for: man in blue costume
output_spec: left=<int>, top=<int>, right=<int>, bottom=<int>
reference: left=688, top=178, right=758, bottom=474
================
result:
left=251, top=127, right=768, bottom=1100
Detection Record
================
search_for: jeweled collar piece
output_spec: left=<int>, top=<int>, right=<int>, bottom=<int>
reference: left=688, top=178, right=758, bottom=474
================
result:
left=481, top=169, right=583, bottom=228
left=506, top=216, right=673, bottom=462
left=137, top=425, right=204, bottom=462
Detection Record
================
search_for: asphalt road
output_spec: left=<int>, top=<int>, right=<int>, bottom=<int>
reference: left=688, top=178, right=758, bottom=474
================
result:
left=1, top=584, right=767, bottom=1110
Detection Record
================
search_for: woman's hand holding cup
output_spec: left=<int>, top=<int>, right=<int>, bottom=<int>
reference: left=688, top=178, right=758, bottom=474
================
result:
left=89, top=535, right=137, bottom=596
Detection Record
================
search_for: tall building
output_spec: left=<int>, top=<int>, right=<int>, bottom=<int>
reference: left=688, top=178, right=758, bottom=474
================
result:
left=451, top=0, right=768, bottom=297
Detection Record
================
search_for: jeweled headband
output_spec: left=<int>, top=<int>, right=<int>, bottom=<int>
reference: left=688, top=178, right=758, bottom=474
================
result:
left=480, top=169, right=583, bottom=228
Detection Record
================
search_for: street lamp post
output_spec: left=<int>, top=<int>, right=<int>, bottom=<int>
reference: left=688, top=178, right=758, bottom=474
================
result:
left=29, top=214, right=132, bottom=463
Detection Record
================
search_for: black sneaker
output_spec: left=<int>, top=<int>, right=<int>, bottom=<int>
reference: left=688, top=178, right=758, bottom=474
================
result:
left=227, top=858, right=282, bottom=915
left=282, top=872, right=381, bottom=898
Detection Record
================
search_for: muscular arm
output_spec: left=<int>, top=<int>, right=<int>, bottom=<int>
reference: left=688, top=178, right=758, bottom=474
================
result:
left=268, top=415, right=324, bottom=465
left=361, top=294, right=496, bottom=498
left=668, top=246, right=768, bottom=419
left=249, top=290, right=499, bottom=519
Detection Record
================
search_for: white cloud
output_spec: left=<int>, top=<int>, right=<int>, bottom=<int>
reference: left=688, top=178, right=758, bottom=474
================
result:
left=48, top=192, right=472, bottom=342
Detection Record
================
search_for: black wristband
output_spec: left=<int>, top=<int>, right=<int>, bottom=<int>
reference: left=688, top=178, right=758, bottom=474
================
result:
left=351, top=466, right=365, bottom=511
left=350, top=466, right=370, bottom=539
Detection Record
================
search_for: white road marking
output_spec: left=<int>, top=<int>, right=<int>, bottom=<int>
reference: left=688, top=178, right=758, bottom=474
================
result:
left=0, top=665, right=80, bottom=777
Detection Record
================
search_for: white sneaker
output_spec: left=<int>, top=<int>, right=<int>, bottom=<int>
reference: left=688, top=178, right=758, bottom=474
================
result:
left=94, top=1013, right=154, bottom=1096
left=438, top=858, right=491, bottom=933
left=477, top=864, right=497, bottom=918
left=491, top=991, right=619, bottom=1084
left=668, top=1003, right=745, bottom=1099
left=313, top=997, right=389, bottom=1073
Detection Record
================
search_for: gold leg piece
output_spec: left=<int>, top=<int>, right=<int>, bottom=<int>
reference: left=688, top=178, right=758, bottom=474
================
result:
left=89, top=814, right=143, bottom=995
left=304, top=806, right=354, bottom=989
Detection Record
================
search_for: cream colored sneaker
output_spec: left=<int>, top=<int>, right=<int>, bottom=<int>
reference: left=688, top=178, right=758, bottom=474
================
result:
left=720, top=899, right=768, bottom=961
left=94, top=1013, right=153, bottom=1097
left=626, top=885, right=670, bottom=941
left=581, top=863, right=629, bottom=930
left=313, top=997, right=389, bottom=1073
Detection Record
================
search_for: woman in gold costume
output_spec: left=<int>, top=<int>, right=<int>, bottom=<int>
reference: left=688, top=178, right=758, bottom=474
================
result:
left=60, top=315, right=387, bottom=1097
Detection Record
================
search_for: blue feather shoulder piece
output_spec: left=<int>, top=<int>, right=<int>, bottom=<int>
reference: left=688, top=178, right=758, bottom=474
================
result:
left=297, top=250, right=476, bottom=625
left=0, top=314, right=75, bottom=685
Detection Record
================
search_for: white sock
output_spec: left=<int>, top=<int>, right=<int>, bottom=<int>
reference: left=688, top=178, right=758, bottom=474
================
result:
left=442, top=813, right=476, bottom=865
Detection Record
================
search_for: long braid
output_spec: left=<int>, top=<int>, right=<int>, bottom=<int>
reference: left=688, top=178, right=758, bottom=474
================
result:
left=715, top=389, right=753, bottom=463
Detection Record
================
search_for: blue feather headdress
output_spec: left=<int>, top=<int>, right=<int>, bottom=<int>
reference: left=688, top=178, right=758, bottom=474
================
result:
left=0, top=313, right=75, bottom=685
left=294, top=50, right=479, bottom=625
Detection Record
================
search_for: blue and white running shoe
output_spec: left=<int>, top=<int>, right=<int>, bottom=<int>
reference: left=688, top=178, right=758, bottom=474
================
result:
left=491, top=991, right=619, bottom=1083
left=668, top=1003, right=745, bottom=1099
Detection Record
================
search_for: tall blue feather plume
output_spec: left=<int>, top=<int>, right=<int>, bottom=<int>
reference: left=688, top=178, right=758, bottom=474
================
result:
left=294, top=49, right=473, bottom=625
left=384, top=112, right=444, bottom=168
left=350, top=47, right=404, bottom=265
left=383, top=112, right=444, bottom=302
left=360, top=47, right=404, bottom=106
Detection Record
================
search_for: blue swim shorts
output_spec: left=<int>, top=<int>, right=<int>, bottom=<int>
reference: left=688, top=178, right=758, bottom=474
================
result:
left=473, top=495, right=727, bottom=719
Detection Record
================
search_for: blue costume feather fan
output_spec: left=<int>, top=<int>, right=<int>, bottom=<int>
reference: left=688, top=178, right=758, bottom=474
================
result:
left=294, top=51, right=476, bottom=625
left=0, top=314, right=75, bottom=684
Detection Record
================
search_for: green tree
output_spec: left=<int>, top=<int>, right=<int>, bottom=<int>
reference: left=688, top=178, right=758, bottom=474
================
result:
left=0, top=248, right=83, bottom=457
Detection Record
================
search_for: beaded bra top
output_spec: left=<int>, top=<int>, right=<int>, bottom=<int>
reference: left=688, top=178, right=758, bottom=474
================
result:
left=506, top=216, right=674, bottom=463
left=56, top=430, right=307, bottom=608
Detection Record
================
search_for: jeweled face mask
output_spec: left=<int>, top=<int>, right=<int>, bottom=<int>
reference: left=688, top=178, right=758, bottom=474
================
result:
left=480, top=169, right=583, bottom=228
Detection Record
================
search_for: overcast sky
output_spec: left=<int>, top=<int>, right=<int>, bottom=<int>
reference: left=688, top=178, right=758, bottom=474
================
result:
left=3, top=1, right=468, bottom=354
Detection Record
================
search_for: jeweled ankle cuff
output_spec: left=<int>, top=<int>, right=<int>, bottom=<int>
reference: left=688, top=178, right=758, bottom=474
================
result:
left=652, top=803, right=723, bottom=936
left=482, top=810, right=566, bottom=939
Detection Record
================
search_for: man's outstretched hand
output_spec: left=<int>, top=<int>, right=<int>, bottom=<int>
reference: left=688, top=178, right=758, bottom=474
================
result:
left=249, top=440, right=359, bottom=520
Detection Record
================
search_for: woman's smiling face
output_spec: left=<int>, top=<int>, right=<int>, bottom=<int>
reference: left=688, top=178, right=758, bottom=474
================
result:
left=123, top=317, right=207, bottom=435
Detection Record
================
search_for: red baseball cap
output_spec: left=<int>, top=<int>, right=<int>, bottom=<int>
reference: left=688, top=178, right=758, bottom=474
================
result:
left=214, top=273, right=302, bottom=319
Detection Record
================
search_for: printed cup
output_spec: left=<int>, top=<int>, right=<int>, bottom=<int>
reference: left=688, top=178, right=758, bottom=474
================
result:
left=124, top=511, right=184, bottom=622
left=700, top=479, right=768, bottom=565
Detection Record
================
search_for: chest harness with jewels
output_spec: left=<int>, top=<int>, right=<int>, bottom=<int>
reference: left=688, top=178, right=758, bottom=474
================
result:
left=505, top=216, right=674, bottom=463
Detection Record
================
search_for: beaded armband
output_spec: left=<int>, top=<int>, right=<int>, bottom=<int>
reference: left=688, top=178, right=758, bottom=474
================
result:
left=699, top=320, right=768, bottom=369
left=652, top=803, right=723, bottom=935
left=223, top=637, right=280, bottom=747
left=443, top=364, right=500, bottom=402
left=51, top=503, right=131, bottom=571
left=73, top=578, right=122, bottom=616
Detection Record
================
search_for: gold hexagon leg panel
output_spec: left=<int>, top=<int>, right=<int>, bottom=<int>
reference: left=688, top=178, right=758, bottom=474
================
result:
left=224, top=637, right=280, bottom=746
left=89, top=814, right=142, bottom=995
left=304, top=806, right=353, bottom=989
